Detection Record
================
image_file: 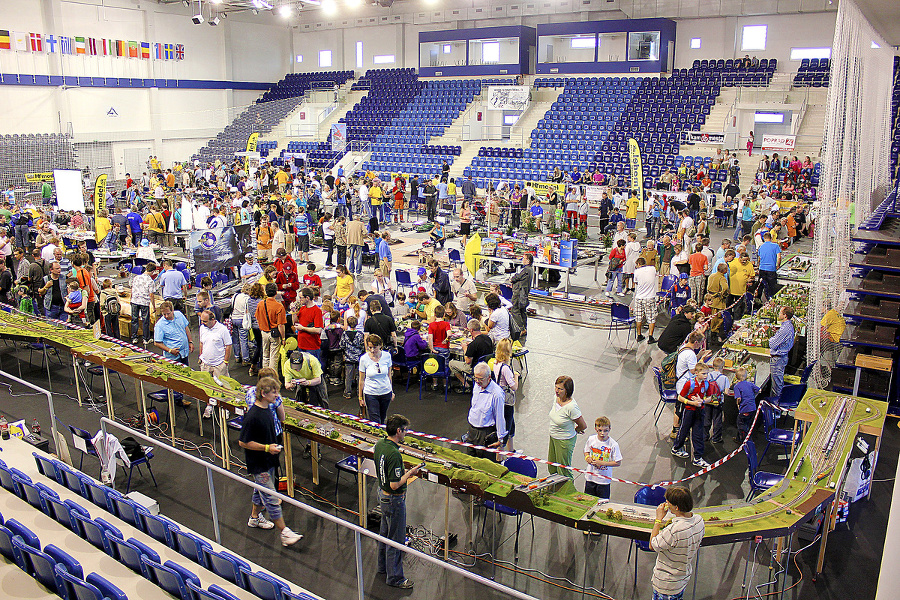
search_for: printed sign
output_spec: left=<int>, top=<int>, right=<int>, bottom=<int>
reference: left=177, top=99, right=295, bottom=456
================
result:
left=25, top=172, right=54, bottom=182
left=190, top=224, right=253, bottom=274
left=682, top=131, right=726, bottom=145
left=486, top=85, right=530, bottom=111
left=331, top=123, right=347, bottom=152
left=525, top=180, right=566, bottom=196
left=761, top=135, right=796, bottom=152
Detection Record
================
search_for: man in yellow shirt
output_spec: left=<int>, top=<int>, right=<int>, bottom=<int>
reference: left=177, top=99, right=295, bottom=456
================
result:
left=257, top=216, right=275, bottom=262
left=625, top=193, right=640, bottom=229
left=728, top=252, right=755, bottom=319
left=275, top=168, right=291, bottom=193
left=414, top=292, right=442, bottom=322
left=369, top=184, right=384, bottom=224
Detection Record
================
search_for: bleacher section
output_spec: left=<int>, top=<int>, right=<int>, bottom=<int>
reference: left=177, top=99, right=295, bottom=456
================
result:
left=685, top=58, right=776, bottom=87
left=0, top=439, right=319, bottom=600
left=259, top=71, right=353, bottom=103
left=282, top=141, right=343, bottom=170
left=0, top=134, right=76, bottom=193
left=341, top=69, right=424, bottom=143
left=193, top=71, right=354, bottom=164
left=793, top=58, right=831, bottom=87
left=469, top=74, right=720, bottom=190
left=256, top=140, right=278, bottom=158
left=891, top=56, right=899, bottom=182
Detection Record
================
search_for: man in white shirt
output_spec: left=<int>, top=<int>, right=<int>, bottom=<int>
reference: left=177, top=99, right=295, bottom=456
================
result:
left=633, top=257, right=658, bottom=343
left=198, top=308, right=232, bottom=417
left=451, top=268, right=478, bottom=314
left=195, top=201, right=210, bottom=228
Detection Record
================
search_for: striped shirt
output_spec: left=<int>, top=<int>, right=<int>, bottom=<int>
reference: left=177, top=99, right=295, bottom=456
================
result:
left=769, top=320, right=795, bottom=357
left=651, top=514, right=705, bottom=595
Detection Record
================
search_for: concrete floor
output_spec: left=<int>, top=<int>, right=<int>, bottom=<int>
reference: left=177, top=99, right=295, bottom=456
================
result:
left=0, top=218, right=894, bottom=600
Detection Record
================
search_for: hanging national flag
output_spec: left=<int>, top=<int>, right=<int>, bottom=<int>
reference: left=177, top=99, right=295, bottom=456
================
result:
left=164, top=43, right=175, bottom=60
left=12, top=31, right=29, bottom=52
left=29, top=33, right=42, bottom=52
left=87, top=38, right=98, bottom=55
left=59, top=36, right=72, bottom=55
left=0, top=30, right=10, bottom=50
left=128, top=41, right=138, bottom=58
left=175, top=44, right=185, bottom=61
left=154, top=42, right=163, bottom=60
left=116, top=40, right=127, bottom=56
left=75, top=37, right=86, bottom=55
left=140, top=42, right=150, bottom=59
left=45, top=35, right=57, bottom=54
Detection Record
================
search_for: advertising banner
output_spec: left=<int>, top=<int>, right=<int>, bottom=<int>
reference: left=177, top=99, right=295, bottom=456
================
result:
left=761, top=134, right=796, bottom=152
left=486, top=85, right=530, bottom=111
left=93, top=174, right=107, bottom=242
left=190, top=224, right=253, bottom=273
left=331, top=123, right=347, bottom=151
left=525, top=180, right=566, bottom=196
left=628, top=138, right=644, bottom=209
left=25, top=172, right=54, bottom=182
left=682, top=131, right=726, bottom=145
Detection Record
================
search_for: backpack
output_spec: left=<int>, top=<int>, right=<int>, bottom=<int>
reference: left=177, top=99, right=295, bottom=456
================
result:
left=491, top=362, right=517, bottom=406
left=660, top=349, right=680, bottom=389
left=104, top=292, right=121, bottom=316
left=121, top=436, right=146, bottom=461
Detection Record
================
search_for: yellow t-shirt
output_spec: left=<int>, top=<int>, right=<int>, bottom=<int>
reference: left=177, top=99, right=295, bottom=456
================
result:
left=369, top=186, right=383, bottom=206
left=95, top=217, right=111, bottom=243
left=422, top=297, right=441, bottom=321
left=448, top=182, right=457, bottom=195
left=728, top=259, right=755, bottom=295
left=335, top=274, right=354, bottom=299
left=821, top=309, right=846, bottom=343
left=275, top=171, right=290, bottom=186
left=626, top=196, right=640, bottom=220
left=150, top=158, right=159, bottom=170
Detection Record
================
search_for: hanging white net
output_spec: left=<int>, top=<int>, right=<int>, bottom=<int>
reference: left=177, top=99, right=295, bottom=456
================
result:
left=807, top=0, right=894, bottom=390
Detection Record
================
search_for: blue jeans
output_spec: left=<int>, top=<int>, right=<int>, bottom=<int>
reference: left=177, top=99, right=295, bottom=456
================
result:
left=653, top=590, right=684, bottom=600
left=131, top=304, right=151, bottom=341
left=232, top=319, right=250, bottom=362
left=364, top=392, right=392, bottom=425
left=770, top=354, right=789, bottom=401
left=673, top=407, right=705, bottom=461
left=251, top=467, right=283, bottom=522
left=47, top=304, right=66, bottom=322
left=378, top=492, right=407, bottom=586
left=348, top=245, right=363, bottom=274
left=605, top=271, right=623, bottom=294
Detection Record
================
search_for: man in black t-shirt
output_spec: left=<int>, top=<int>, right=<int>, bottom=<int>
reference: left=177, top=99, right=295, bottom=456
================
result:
left=363, top=299, right=397, bottom=348
left=0, top=261, right=11, bottom=306
left=449, top=319, right=494, bottom=390
left=656, top=305, right=698, bottom=354
left=238, top=377, right=303, bottom=547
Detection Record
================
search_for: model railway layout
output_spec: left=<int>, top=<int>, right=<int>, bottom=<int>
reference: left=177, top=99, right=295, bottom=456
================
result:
left=0, top=310, right=887, bottom=547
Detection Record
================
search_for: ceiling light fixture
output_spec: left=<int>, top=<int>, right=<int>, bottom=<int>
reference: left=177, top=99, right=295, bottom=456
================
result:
left=279, top=4, right=293, bottom=17
left=322, top=0, right=337, bottom=14
left=209, top=14, right=220, bottom=25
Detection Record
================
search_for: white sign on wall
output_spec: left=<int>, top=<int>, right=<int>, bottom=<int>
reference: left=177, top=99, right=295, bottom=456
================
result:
left=486, top=85, right=530, bottom=111
left=761, top=134, right=796, bottom=152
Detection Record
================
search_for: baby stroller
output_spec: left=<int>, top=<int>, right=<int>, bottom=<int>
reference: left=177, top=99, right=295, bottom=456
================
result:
left=324, top=327, right=345, bottom=387
left=470, top=200, right=487, bottom=229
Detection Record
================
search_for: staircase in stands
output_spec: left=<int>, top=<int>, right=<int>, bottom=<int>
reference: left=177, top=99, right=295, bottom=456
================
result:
left=266, top=83, right=362, bottom=155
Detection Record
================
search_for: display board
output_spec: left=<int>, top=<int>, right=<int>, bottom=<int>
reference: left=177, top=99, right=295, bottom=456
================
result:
left=486, top=85, right=530, bottom=111
left=53, top=170, right=84, bottom=212
left=190, top=224, right=253, bottom=273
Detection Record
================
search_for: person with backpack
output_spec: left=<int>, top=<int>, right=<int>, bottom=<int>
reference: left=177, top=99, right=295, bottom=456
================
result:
left=604, top=239, right=627, bottom=298
left=704, top=357, right=729, bottom=445
left=492, top=339, right=520, bottom=452
left=671, top=361, right=718, bottom=469
left=660, top=330, right=709, bottom=438
left=99, top=280, right=121, bottom=339
left=340, top=315, right=365, bottom=399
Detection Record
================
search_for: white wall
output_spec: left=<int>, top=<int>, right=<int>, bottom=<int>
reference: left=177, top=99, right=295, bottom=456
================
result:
left=673, top=12, right=837, bottom=71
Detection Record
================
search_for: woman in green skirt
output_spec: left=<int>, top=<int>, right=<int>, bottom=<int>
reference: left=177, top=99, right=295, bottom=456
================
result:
left=548, top=376, right=587, bottom=478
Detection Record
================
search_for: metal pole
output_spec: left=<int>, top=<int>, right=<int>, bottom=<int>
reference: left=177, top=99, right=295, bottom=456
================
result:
left=354, top=530, right=365, bottom=600
left=444, top=486, right=450, bottom=562
left=73, top=359, right=82, bottom=407
left=103, top=366, right=114, bottom=420
left=0, top=369, right=59, bottom=460
left=206, top=467, right=221, bottom=545
left=167, top=387, right=175, bottom=443
left=43, top=345, right=53, bottom=392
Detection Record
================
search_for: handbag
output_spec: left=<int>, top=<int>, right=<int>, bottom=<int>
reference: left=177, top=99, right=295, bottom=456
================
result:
left=262, top=299, right=281, bottom=339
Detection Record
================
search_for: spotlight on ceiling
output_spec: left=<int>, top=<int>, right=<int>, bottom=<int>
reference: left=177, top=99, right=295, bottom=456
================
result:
left=279, top=4, right=293, bottom=17
left=192, top=12, right=204, bottom=24
left=209, top=15, right=220, bottom=25
left=182, top=0, right=190, bottom=7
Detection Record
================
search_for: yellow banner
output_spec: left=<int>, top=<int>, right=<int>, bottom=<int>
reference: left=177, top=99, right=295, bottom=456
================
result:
left=525, top=180, right=566, bottom=196
left=628, top=138, right=644, bottom=210
left=93, top=174, right=107, bottom=242
left=245, top=132, right=259, bottom=168
left=25, top=172, right=54, bottom=183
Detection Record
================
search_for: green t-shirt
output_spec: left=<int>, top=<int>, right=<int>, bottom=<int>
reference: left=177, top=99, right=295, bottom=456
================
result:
left=41, top=182, right=52, bottom=198
left=373, top=438, right=405, bottom=494
left=0, top=209, right=12, bottom=223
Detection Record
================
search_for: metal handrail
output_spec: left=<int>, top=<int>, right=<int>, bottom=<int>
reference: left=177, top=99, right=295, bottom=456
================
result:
left=95, top=417, right=538, bottom=600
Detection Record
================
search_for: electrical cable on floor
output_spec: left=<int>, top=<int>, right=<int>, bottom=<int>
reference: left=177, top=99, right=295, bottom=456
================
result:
left=408, top=524, right=617, bottom=599
left=728, top=535, right=821, bottom=600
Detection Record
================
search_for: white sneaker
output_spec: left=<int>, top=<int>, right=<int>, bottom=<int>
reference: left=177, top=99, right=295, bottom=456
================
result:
left=692, top=458, right=711, bottom=469
left=203, top=405, right=214, bottom=419
left=248, top=514, right=275, bottom=529
left=280, top=527, right=303, bottom=546
left=604, top=291, right=612, bottom=298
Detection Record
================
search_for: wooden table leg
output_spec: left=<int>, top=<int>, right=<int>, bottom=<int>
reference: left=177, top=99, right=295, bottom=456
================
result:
left=311, top=441, right=319, bottom=485
left=283, top=432, right=294, bottom=498
left=218, top=406, right=230, bottom=469
left=444, top=486, right=450, bottom=561
left=138, top=380, right=148, bottom=437
left=103, top=366, right=115, bottom=420
left=167, top=388, right=176, bottom=444
left=197, top=401, right=204, bottom=438
left=73, top=360, right=82, bottom=407
left=357, top=463, right=366, bottom=527
left=467, top=494, right=474, bottom=552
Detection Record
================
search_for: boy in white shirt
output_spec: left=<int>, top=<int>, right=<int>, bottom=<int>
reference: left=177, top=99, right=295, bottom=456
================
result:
left=583, top=416, right=623, bottom=499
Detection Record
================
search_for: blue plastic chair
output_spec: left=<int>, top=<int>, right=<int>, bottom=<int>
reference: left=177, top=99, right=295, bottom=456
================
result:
left=241, top=567, right=290, bottom=600
left=16, top=477, right=57, bottom=511
left=745, top=438, right=784, bottom=500
left=140, top=555, right=197, bottom=600
left=761, top=407, right=801, bottom=463
left=775, top=383, right=807, bottom=411
left=55, top=564, right=105, bottom=600
left=172, top=529, right=212, bottom=567
left=419, top=353, right=453, bottom=402
left=203, top=547, right=251, bottom=585
left=140, top=511, right=180, bottom=548
left=67, top=426, right=100, bottom=471
left=5, top=518, right=40, bottom=549
left=481, top=456, right=538, bottom=559
left=107, top=495, right=143, bottom=529
left=32, top=452, right=61, bottom=483
left=14, top=536, right=60, bottom=590
left=652, top=367, right=678, bottom=426
left=71, top=513, right=112, bottom=554
left=608, top=302, right=636, bottom=344
left=626, top=485, right=668, bottom=585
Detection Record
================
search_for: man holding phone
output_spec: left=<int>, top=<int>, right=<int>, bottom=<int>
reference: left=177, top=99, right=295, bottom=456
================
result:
left=239, top=376, right=303, bottom=547
left=374, top=414, right=422, bottom=589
